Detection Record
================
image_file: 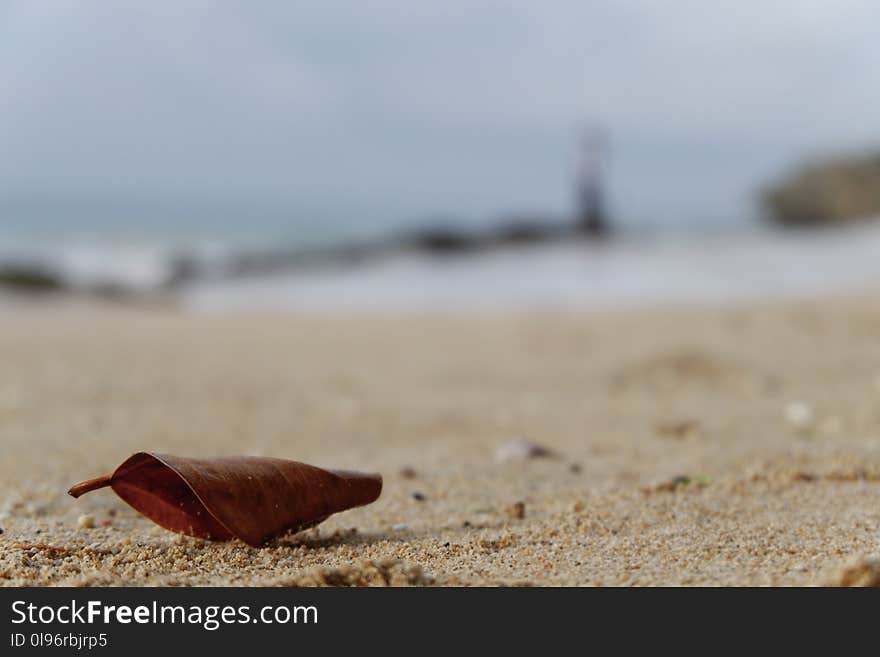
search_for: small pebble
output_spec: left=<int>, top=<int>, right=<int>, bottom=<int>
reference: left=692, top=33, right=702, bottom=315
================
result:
left=653, top=475, right=692, bottom=492
left=494, top=438, right=557, bottom=462
left=821, top=416, right=842, bottom=434
left=506, top=501, right=526, bottom=520
left=569, top=463, right=582, bottom=474
left=412, top=491, right=427, bottom=502
left=655, top=419, right=702, bottom=440
left=399, top=467, right=417, bottom=479
left=77, top=514, right=95, bottom=529
left=785, top=401, right=815, bottom=432
left=0, top=527, right=4, bottom=535
left=391, top=523, right=409, bottom=532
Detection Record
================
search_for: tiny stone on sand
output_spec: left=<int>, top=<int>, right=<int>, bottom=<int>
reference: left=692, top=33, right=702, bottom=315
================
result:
left=495, top=438, right=557, bottom=462
left=77, top=514, right=95, bottom=529
left=828, top=556, right=880, bottom=587
left=784, top=401, right=815, bottom=432
left=655, top=419, right=702, bottom=440
left=820, top=416, right=842, bottom=434
left=506, top=501, right=526, bottom=520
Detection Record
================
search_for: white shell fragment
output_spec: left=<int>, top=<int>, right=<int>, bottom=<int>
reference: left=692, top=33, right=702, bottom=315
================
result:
left=784, top=401, right=815, bottom=433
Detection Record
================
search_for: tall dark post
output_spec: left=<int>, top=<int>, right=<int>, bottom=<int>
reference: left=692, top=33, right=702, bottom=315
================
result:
left=576, top=127, right=609, bottom=237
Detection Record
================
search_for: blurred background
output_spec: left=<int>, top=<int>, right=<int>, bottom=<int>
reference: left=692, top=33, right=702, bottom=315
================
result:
left=2, top=0, right=880, bottom=310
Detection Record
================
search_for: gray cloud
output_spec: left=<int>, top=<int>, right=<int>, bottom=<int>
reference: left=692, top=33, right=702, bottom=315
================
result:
left=1, top=1, right=879, bottom=227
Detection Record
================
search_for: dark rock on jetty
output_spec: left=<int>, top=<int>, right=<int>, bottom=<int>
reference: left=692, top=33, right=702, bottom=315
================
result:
left=401, top=217, right=571, bottom=256
left=0, top=266, right=64, bottom=293
left=404, top=226, right=487, bottom=254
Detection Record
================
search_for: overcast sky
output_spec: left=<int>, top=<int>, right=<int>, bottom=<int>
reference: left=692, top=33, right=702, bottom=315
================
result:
left=1, top=1, right=879, bottom=229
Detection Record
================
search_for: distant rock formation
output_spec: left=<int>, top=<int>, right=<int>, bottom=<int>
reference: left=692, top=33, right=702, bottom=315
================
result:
left=762, top=151, right=880, bottom=226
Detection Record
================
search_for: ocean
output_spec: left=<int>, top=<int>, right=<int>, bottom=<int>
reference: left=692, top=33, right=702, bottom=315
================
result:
left=0, top=201, right=416, bottom=291
left=3, top=206, right=880, bottom=311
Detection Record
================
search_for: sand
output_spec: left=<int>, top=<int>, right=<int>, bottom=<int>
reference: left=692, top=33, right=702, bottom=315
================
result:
left=2, top=296, right=880, bottom=586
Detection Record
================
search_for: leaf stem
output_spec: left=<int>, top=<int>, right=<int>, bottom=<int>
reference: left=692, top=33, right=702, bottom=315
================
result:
left=67, top=474, right=113, bottom=498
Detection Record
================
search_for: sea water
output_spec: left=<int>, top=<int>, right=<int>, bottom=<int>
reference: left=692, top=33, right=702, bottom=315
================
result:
left=2, top=202, right=880, bottom=311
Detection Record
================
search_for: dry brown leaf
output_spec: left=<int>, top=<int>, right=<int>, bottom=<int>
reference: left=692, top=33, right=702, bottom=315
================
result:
left=69, top=452, right=382, bottom=547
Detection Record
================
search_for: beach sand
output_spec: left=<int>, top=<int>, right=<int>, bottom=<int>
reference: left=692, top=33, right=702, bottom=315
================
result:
left=2, top=296, right=880, bottom=586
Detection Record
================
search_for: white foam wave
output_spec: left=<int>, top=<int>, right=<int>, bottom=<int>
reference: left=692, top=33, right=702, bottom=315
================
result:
left=181, top=221, right=880, bottom=311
